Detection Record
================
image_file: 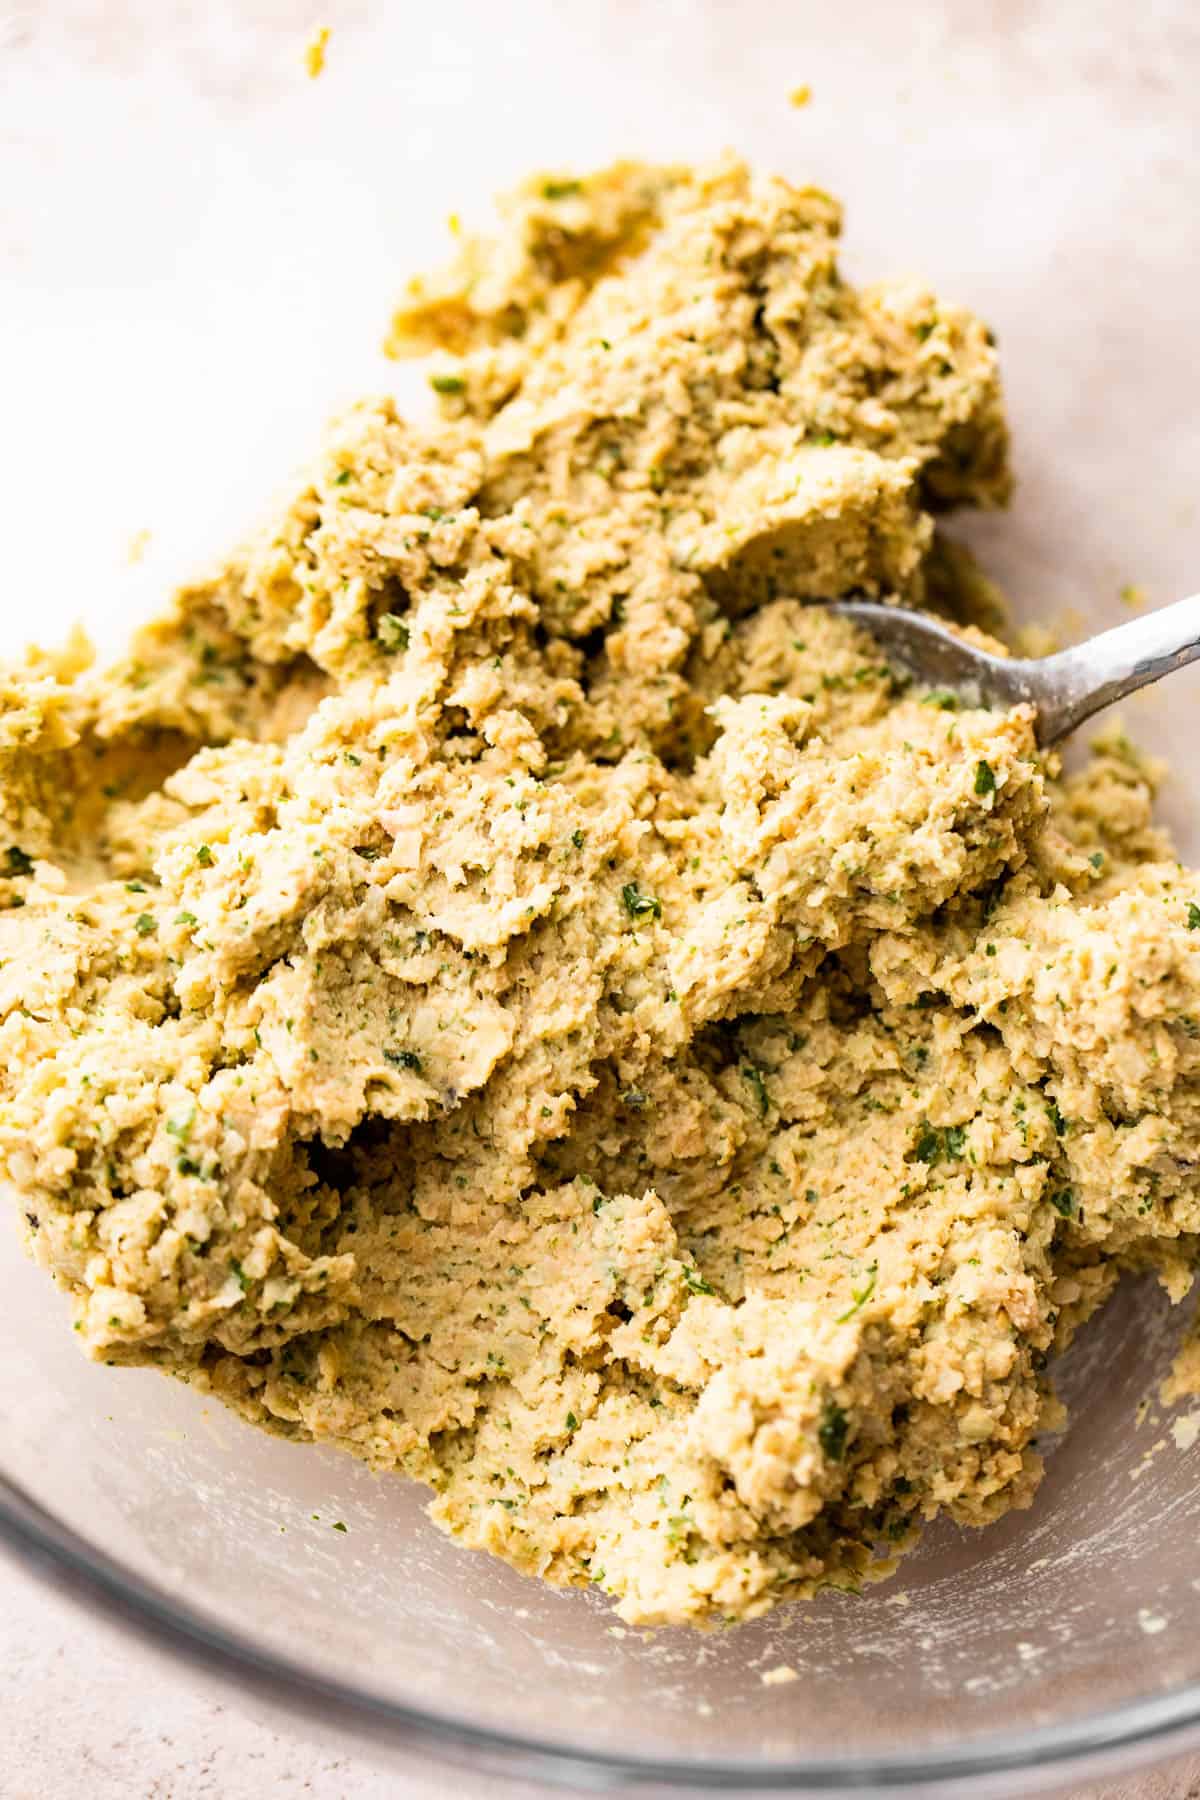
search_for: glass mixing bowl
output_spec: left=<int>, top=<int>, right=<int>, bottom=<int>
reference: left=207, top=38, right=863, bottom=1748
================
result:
left=3, top=2, right=1199, bottom=1791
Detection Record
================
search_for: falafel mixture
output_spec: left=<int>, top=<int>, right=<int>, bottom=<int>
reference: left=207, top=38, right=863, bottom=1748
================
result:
left=4, top=160, right=1198, bottom=1627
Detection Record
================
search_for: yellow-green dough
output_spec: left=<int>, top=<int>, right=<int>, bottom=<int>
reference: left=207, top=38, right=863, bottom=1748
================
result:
left=3, top=159, right=1197, bottom=1627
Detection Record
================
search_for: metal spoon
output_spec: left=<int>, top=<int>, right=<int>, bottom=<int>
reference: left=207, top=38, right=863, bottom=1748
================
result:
left=826, top=597, right=1200, bottom=747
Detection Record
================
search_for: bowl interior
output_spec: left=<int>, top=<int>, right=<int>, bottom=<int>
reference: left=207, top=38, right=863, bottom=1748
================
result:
left=2, top=0, right=1200, bottom=1784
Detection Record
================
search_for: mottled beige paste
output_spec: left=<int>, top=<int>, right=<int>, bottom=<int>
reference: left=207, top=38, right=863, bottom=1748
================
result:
left=4, top=160, right=1198, bottom=1627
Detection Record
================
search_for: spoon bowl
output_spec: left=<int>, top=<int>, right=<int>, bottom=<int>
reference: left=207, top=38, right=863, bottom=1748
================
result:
left=830, top=596, right=1200, bottom=745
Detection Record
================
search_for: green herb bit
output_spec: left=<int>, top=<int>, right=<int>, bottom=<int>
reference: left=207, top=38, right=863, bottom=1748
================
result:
left=922, top=689, right=961, bottom=712
left=195, top=844, right=214, bottom=866
left=1188, top=902, right=1200, bottom=931
left=332, top=469, right=352, bottom=486
left=1049, top=1188, right=1076, bottom=1218
left=741, top=1062, right=770, bottom=1116
left=430, top=372, right=466, bottom=395
left=175, top=911, right=197, bottom=926
left=124, top=880, right=147, bottom=893
left=571, top=828, right=585, bottom=849
left=541, top=178, right=582, bottom=199
left=913, top=1122, right=967, bottom=1165
left=134, top=913, right=157, bottom=937
left=376, top=613, right=410, bottom=652
left=565, top=1412, right=580, bottom=1432
left=5, top=846, right=35, bottom=878
left=818, top=1398, right=849, bottom=1462
left=974, top=760, right=996, bottom=796
left=331, top=1521, right=348, bottom=1533
left=384, top=1048, right=423, bottom=1072
left=836, top=1263, right=878, bottom=1323
left=620, top=882, right=662, bottom=921
left=682, top=1264, right=714, bottom=1297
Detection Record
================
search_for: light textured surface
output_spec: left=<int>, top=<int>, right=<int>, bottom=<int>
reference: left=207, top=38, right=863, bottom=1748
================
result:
left=0, top=1558, right=480, bottom=1798
left=3, top=0, right=1200, bottom=1793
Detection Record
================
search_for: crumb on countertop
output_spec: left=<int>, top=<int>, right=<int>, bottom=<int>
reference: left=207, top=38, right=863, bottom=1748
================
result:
left=304, top=24, right=330, bottom=79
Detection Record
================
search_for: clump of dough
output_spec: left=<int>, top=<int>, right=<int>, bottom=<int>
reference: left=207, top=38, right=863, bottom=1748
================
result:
left=3, top=159, right=1197, bottom=1628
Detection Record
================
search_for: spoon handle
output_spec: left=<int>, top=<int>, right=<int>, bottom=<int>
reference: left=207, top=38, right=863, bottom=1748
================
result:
left=1035, top=593, right=1200, bottom=744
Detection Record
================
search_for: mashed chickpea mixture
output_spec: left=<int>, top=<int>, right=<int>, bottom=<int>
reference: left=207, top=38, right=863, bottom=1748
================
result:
left=4, top=161, right=1199, bottom=1628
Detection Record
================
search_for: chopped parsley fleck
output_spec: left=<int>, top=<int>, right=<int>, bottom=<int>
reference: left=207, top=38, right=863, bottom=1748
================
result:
left=565, top=1411, right=580, bottom=1432
left=195, top=845, right=214, bottom=867
left=682, top=1264, right=714, bottom=1297
left=922, top=689, right=961, bottom=712
left=124, top=880, right=147, bottom=893
left=974, top=760, right=996, bottom=796
left=332, top=469, right=352, bottom=486
left=818, top=1398, right=849, bottom=1462
left=331, top=1520, right=348, bottom=1533
left=913, top=1121, right=967, bottom=1165
left=571, top=828, right=585, bottom=849
left=5, top=846, right=35, bottom=878
left=620, top=882, right=661, bottom=921
left=134, top=913, right=157, bottom=937
left=384, top=1047, right=423, bottom=1072
left=741, top=1062, right=770, bottom=1116
left=1089, top=851, right=1104, bottom=870
left=1188, top=902, right=1200, bottom=931
left=230, top=1260, right=249, bottom=1292
left=430, top=373, right=466, bottom=395
left=541, top=178, right=582, bottom=199
left=836, top=1263, right=878, bottom=1322
left=376, top=613, right=410, bottom=652
left=1049, top=1188, right=1076, bottom=1218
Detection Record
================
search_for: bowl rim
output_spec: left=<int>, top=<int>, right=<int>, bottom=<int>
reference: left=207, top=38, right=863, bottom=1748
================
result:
left=2, top=1465, right=1198, bottom=1793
